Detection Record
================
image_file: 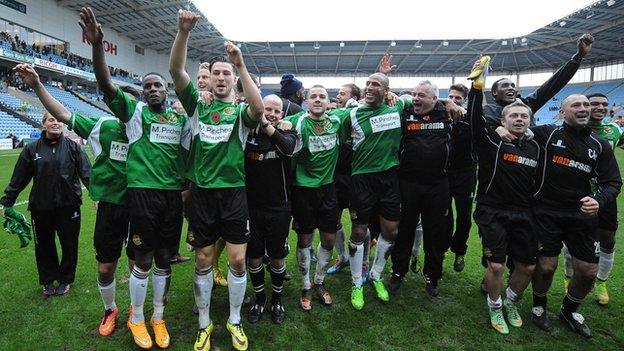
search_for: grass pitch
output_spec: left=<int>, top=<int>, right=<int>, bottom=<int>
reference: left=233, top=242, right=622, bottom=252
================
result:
left=0, top=147, right=623, bottom=350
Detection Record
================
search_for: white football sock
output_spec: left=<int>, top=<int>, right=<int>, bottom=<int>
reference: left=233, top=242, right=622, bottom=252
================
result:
left=194, top=266, right=214, bottom=329
left=348, top=240, right=364, bottom=287
left=597, top=249, right=615, bottom=281
left=129, top=266, right=149, bottom=324
left=98, top=278, right=116, bottom=311
left=314, top=243, right=333, bottom=284
left=227, top=268, right=247, bottom=325
left=152, top=267, right=170, bottom=321
left=296, top=246, right=312, bottom=290
left=370, top=235, right=393, bottom=281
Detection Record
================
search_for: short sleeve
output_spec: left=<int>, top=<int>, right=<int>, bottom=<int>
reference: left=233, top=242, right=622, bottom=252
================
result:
left=67, top=113, right=97, bottom=139
left=239, top=102, right=258, bottom=128
left=176, top=80, right=199, bottom=117
left=104, top=86, right=138, bottom=122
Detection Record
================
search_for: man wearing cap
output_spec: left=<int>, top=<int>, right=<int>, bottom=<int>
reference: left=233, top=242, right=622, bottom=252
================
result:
left=279, top=73, right=304, bottom=116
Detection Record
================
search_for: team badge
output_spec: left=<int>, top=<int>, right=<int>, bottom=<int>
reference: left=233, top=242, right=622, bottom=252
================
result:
left=423, top=115, right=430, bottom=121
left=323, top=119, right=332, bottom=130
left=483, top=247, right=492, bottom=257
left=132, top=234, right=142, bottom=246
left=168, top=113, right=177, bottom=123
left=223, top=107, right=236, bottom=115
left=211, top=113, right=221, bottom=123
left=187, top=230, right=195, bottom=243
left=158, top=116, right=168, bottom=123
left=604, top=127, right=612, bottom=135
left=315, top=125, right=324, bottom=134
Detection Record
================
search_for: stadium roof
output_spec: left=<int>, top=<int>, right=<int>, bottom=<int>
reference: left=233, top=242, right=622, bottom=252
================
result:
left=59, top=0, right=624, bottom=76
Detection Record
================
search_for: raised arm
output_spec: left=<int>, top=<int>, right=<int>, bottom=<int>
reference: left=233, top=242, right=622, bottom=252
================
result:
left=169, top=10, right=198, bottom=93
left=524, top=34, right=593, bottom=111
left=79, top=7, right=116, bottom=100
left=13, top=64, right=71, bottom=123
left=467, top=84, right=488, bottom=143
left=225, top=42, right=263, bottom=121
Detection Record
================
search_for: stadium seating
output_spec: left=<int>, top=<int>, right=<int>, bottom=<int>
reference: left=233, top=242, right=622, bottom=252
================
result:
left=0, top=111, right=38, bottom=138
left=43, top=85, right=108, bottom=117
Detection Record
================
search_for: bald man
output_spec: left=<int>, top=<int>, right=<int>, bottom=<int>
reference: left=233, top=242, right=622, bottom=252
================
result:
left=245, top=95, right=297, bottom=325
left=499, top=94, right=621, bottom=337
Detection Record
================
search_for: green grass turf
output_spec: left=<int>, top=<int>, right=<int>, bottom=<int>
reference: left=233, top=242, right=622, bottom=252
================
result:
left=0, top=147, right=623, bottom=351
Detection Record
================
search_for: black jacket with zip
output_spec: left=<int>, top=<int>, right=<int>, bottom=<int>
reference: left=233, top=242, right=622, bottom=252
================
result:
left=1, top=133, right=90, bottom=211
left=245, top=128, right=297, bottom=210
left=468, top=86, right=540, bottom=209
left=399, top=101, right=453, bottom=182
left=531, top=123, right=622, bottom=210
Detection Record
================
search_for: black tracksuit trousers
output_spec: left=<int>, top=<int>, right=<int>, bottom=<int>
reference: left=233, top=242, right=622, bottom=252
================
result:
left=31, top=208, right=81, bottom=285
left=392, top=178, right=451, bottom=285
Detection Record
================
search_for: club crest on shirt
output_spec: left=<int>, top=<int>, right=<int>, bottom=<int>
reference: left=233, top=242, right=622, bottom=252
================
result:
left=323, top=119, right=332, bottom=130
left=315, top=125, right=324, bottom=134
left=211, top=113, right=221, bottom=123
left=223, top=107, right=236, bottom=116
left=168, top=112, right=178, bottom=123
left=423, top=115, right=430, bottom=121
left=158, top=116, right=168, bottom=123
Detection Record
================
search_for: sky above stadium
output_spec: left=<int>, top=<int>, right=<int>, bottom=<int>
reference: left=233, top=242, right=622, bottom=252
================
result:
left=194, top=0, right=595, bottom=42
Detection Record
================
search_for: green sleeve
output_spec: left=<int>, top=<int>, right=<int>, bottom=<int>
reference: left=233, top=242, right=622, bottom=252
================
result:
left=284, top=111, right=304, bottom=124
left=240, top=102, right=258, bottom=128
left=104, top=86, right=138, bottom=122
left=67, top=113, right=97, bottom=139
left=176, top=80, right=199, bottom=117
left=398, top=97, right=412, bottom=110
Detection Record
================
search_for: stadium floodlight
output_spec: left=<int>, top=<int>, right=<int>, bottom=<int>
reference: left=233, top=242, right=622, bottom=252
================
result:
left=415, top=41, right=422, bottom=48
left=442, top=40, right=449, bottom=46
left=339, top=41, right=345, bottom=47
left=607, top=0, right=615, bottom=6
left=559, top=20, right=567, bottom=26
left=290, top=42, right=295, bottom=48
left=502, top=40, right=508, bottom=45
left=390, top=41, right=396, bottom=47
left=313, top=42, right=321, bottom=50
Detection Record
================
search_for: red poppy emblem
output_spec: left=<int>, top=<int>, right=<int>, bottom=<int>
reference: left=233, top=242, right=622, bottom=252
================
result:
left=423, top=115, right=430, bottom=121
left=211, top=113, right=221, bottom=123
left=158, top=116, right=167, bottom=123
left=315, top=125, right=324, bottom=134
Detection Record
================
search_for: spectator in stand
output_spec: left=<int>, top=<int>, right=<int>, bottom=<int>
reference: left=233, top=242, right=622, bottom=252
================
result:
left=279, top=73, right=304, bottom=116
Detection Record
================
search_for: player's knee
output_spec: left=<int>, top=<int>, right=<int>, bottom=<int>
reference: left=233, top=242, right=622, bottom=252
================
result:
left=576, top=263, right=598, bottom=282
left=297, top=236, right=312, bottom=248
left=98, top=264, right=116, bottom=283
left=229, top=255, right=246, bottom=272
left=195, top=249, right=213, bottom=269
left=488, top=261, right=505, bottom=276
left=351, top=225, right=367, bottom=242
left=270, top=258, right=285, bottom=269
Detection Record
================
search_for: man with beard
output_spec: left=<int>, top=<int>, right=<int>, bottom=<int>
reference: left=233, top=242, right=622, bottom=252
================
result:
left=445, top=83, right=475, bottom=272
left=82, top=7, right=189, bottom=349
left=498, top=95, right=621, bottom=337
left=562, top=93, right=624, bottom=306
left=279, top=73, right=304, bottom=116
left=170, top=9, right=263, bottom=351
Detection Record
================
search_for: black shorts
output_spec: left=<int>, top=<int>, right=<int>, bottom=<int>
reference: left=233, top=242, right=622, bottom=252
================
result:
left=127, top=188, right=183, bottom=252
left=598, top=200, right=618, bottom=232
left=94, top=201, right=130, bottom=263
left=533, top=206, right=599, bottom=263
left=448, top=166, right=477, bottom=198
left=291, top=184, right=340, bottom=234
left=350, top=168, right=401, bottom=225
left=474, top=204, right=537, bottom=264
left=247, top=207, right=291, bottom=259
left=335, top=173, right=352, bottom=210
left=187, top=184, right=250, bottom=247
